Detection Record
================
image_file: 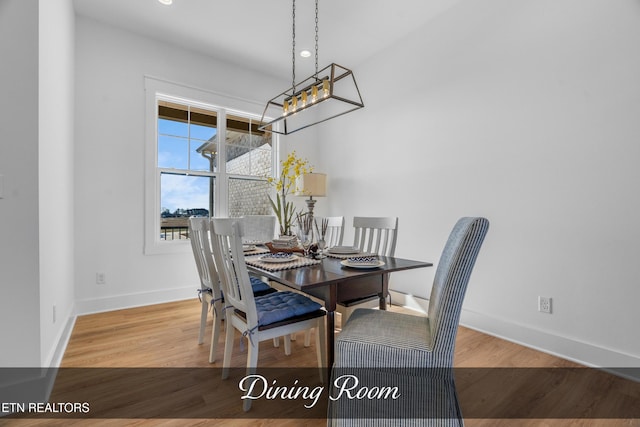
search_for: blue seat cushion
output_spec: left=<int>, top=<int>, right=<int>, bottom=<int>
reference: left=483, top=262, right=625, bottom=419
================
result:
left=254, top=291, right=323, bottom=327
left=220, top=277, right=273, bottom=302
left=250, top=276, right=272, bottom=294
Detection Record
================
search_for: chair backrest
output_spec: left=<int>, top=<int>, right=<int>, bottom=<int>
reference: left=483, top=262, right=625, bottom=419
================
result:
left=240, top=215, right=276, bottom=243
left=427, top=217, right=489, bottom=359
left=319, top=216, right=345, bottom=248
left=188, top=217, right=221, bottom=298
left=352, top=216, right=398, bottom=257
left=210, top=218, right=258, bottom=326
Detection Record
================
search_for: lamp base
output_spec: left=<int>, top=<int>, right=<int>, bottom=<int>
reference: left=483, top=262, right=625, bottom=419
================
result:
left=305, top=197, right=317, bottom=221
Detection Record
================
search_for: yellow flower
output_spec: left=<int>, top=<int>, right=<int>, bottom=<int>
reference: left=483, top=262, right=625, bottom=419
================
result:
left=267, top=151, right=313, bottom=235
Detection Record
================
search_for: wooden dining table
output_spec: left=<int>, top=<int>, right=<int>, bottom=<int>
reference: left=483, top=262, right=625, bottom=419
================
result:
left=246, top=254, right=433, bottom=367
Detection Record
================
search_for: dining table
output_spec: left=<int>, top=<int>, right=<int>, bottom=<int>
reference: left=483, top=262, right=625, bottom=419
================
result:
left=244, top=250, right=433, bottom=368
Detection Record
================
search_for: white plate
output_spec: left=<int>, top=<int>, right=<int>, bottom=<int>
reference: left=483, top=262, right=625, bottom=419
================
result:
left=328, top=246, right=361, bottom=255
left=340, top=260, right=385, bottom=269
left=243, top=240, right=264, bottom=246
left=260, top=254, right=297, bottom=263
left=243, top=244, right=257, bottom=252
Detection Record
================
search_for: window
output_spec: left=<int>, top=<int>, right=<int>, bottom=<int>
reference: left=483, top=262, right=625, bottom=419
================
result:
left=145, top=78, right=275, bottom=254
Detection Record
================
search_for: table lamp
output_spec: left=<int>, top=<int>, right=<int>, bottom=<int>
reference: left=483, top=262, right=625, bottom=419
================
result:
left=295, top=173, right=326, bottom=221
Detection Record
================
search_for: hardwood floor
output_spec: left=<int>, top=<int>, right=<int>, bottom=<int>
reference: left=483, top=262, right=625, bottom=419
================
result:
left=3, top=299, right=638, bottom=426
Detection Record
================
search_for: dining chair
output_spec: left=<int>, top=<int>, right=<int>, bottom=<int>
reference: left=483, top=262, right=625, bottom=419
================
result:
left=320, top=216, right=345, bottom=248
left=329, top=217, right=489, bottom=426
left=240, top=215, right=276, bottom=244
left=352, top=216, right=398, bottom=256
left=210, top=218, right=327, bottom=412
left=188, top=217, right=224, bottom=363
left=336, top=216, right=399, bottom=325
left=189, top=217, right=276, bottom=363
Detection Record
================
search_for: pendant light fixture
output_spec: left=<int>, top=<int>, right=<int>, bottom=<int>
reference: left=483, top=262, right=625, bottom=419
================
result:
left=259, top=0, right=364, bottom=135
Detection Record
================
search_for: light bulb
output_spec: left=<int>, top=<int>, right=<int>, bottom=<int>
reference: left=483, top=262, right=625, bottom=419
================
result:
left=301, top=91, right=308, bottom=106
left=291, top=96, right=298, bottom=111
left=322, top=79, right=330, bottom=98
left=283, top=100, right=289, bottom=116
left=311, top=85, right=318, bottom=103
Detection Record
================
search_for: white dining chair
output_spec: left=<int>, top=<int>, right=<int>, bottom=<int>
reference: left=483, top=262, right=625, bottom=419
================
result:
left=336, top=216, right=399, bottom=325
left=352, top=216, right=398, bottom=257
left=319, top=216, right=345, bottom=248
left=240, top=215, right=276, bottom=244
left=188, top=217, right=225, bottom=363
left=210, top=218, right=327, bottom=411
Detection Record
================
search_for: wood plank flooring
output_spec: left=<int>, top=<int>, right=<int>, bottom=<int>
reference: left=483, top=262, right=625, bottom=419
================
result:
left=3, top=299, right=638, bottom=426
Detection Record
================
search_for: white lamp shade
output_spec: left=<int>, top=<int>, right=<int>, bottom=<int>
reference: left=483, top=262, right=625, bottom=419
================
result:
left=295, top=173, right=327, bottom=197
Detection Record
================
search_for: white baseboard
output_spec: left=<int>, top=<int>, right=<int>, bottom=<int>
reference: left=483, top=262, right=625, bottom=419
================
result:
left=44, top=308, right=77, bottom=368
left=389, top=290, right=640, bottom=379
left=75, top=286, right=197, bottom=316
left=51, top=288, right=640, bottom=381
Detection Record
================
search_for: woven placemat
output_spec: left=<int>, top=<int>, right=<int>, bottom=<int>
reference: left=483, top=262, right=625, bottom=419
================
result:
left=245, top=255, right=321, bottom=272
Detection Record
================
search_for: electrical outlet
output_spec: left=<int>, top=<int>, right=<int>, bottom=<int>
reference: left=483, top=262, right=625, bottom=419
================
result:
left=96, top=272, right=106, bottom=285
left=538, top=296, right=552, bottom=314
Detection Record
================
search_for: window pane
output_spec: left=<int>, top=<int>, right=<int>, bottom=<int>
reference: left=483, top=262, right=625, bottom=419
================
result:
left=251, top=129, right=272, bottom=150
left=228, top=178, right=271, bottom=217
left=160, top=173, right=214, bottom=240
left=189, top=107, right=217, bottom=171
left=190, top=139, right=217, bottom=172
left=226, top=114, right=272, bottom=177
left=190, top=106, right=218, bottom=134
left=190, top=123, right=217, bottom=141
left=158, top=117, right=188, bottom=138
left=226, top=144, right=272, bottom=176
left=251, top=148, right=272, bottom=176
left=226, top=145, right=251, bottom=174
left=158, top=135, right=188, bottom=169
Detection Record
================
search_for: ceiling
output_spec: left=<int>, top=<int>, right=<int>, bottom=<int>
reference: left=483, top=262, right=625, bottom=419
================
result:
left=73, top=0, right=462, bottom=80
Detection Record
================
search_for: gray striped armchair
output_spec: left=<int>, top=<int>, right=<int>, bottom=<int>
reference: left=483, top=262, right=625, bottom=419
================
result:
left=328, top=217, right=490, bottom=426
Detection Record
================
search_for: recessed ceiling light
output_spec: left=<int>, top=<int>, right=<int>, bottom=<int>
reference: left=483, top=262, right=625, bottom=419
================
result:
left=300, top=50, right=311, bottom=58
left=158, top=0, right=173, bottom=5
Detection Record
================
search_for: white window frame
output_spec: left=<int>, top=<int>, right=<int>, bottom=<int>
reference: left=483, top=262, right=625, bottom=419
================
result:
left=144, top=77, right=278, bottom=255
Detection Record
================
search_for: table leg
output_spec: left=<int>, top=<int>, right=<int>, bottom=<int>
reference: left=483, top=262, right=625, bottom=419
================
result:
left=326, top=283, right=337, bottom=368
left=379, top=273, right=389, bottom=310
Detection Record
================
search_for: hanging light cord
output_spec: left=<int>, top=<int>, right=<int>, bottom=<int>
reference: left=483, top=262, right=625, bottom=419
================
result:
left=292, top=0, right=296, bottom=92
left=314, top=0, right=319, bottom=77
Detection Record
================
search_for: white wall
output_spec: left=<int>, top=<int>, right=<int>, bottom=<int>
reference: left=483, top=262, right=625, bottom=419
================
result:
left=39, top=0, right=76, bottom=367
left=0, top=0, right=75, bottom=368
left=73, top=17, right=314, bottom=313
left=317, top=0, right=640, bottom=366
left=6, top=0, right=637, bottom=371
left=0, top=0, right=41, bottom=367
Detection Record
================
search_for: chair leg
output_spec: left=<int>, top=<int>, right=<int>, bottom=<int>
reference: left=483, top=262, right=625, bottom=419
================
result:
left=304, top=329, right=312, bottom=347
left=273, top=337, right=280, bottom=347
left=222, top=316, right=235, bottom=380
left=243, top=337, right=260, bottom=412
left=284, top=334, right=292, bottom=356
left=209, top=308, right=222, bottom=363
left=198, top=300, right=208, bottom=345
